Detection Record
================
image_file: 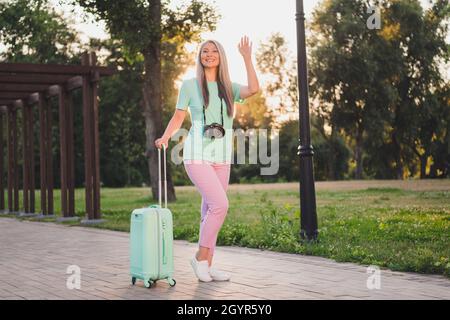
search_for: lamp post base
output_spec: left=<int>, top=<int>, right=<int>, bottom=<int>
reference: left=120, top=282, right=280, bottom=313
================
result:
left=300, top=229, right=319, bottom=242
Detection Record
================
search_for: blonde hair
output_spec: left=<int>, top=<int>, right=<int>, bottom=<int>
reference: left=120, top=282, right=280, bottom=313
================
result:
left=196, top=39, right=234, bottom=117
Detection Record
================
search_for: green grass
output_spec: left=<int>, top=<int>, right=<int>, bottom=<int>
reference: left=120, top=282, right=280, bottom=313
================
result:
left=2, top=184, right=449, bottom=277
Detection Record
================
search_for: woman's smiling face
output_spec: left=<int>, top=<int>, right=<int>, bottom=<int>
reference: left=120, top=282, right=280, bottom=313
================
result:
left=201, top=42, right=220, bottom=69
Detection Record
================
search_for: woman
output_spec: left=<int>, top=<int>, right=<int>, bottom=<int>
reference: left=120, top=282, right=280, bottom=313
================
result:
left=155, top=36, right=259, bottom=282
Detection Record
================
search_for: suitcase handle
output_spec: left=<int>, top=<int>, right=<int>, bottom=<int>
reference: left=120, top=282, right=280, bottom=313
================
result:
left=158, top=144, right=167, bottom=208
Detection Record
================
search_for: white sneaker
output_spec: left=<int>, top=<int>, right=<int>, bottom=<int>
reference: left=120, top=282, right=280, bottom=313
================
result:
left=209, top=267, right=231, bottom=281
left=191, top=257, right=213, bottom=282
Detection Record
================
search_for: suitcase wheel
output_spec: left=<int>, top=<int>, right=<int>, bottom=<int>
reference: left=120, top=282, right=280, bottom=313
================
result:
left=131, top=277, right=136, bottom=285
left=168, top=278, right=176, bottom=287
left=145, top=280, right=154, bottom=288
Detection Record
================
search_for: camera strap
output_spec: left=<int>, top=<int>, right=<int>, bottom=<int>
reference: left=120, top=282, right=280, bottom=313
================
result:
left=203, top=95, right=224, bottom=127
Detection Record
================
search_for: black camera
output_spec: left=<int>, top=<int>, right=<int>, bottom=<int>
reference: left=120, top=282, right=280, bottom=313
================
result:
left=203, top=122, right=225, bottom=140
left=203, top=96, right=225, bottom=140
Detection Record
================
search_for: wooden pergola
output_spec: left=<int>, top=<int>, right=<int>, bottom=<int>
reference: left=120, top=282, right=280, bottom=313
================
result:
left=0, top=51, right=116, bottom=222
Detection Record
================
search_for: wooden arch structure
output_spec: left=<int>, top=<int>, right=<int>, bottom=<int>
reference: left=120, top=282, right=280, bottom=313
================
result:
left=0, top=51, right=116, bottom=222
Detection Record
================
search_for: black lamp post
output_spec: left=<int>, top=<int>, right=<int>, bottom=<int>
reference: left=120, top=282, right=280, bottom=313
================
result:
left=296, top=0, right=318, bottom=241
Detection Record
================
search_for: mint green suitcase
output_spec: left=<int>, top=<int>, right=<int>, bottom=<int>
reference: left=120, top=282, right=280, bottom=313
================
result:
left=130, top=145, right=176, bottom=288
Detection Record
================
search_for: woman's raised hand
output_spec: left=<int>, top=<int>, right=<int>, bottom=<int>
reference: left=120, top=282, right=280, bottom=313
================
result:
left=238, top=35, right=252, bottom=59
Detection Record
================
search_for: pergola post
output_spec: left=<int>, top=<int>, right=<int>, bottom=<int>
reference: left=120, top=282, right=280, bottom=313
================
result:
left=0, top=111, right=4, bottom=212
left=20, top=99, right=37, bottom=217
left=66, top=87, right=75, bottom=218
left=80, top=52, right=103, bottom=224
left=91, top=53, right=101, bottom=220
left=45, top=95, right=54, bottom=216
left=57, top=84, right=76, bottom=220
left=81, top=53, right=93, bottom=221
left=38, top=93, right=47, bottom=215
left=12, top=105, right=19, bottom=213
left=7, top=107, right=13, bottom=213
left=28, top=102, right=35, bottom=213
left=21, top=101, right=30, bottom=214
left=58, top=86, right=68, bottom=218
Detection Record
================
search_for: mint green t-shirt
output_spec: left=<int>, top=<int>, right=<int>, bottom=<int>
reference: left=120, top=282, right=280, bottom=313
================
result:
left=175, top=77, right=245, bottom=163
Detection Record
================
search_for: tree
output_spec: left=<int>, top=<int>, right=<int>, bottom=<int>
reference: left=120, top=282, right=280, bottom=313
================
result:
left=256, top=32, right=299, bottom=125
left=381, top=0, right=450, bottom=178
left=309, top=0, right=395, bottom=179
left=308, top=0, right=449, bottom=179
left=67, top=0, right=220, bottom=200
left=428, top=83, right=450, bottom=178
left=0, top=0, right=81, bottom=63
left=234, top=91, right=274, bottom=130
left=255, top=32, right=351, bottom=182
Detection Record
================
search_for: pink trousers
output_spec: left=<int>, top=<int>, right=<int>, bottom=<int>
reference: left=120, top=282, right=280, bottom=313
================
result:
left=183, top=160, right=231, bottom=256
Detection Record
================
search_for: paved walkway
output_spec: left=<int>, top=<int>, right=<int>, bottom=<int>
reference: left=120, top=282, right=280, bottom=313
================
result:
left=0, top=218, right=448, bottom=300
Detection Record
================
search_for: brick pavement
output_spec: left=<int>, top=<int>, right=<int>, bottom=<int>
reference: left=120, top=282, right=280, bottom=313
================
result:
left=0, top=218, right=448, bottom=300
